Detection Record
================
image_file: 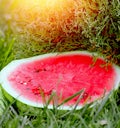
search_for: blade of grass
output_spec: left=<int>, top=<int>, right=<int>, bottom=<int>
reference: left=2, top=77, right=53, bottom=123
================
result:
left=93, top=91, right=112, bottom=120
left=57, top=89, right=84, bottom=108
left=1, top=37, right=15, bottom=68
left=44, top=91, right=57, bottom=108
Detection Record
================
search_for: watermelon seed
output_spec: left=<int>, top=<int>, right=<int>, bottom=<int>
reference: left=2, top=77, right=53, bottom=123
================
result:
left=34, top=69, right=42, bottom=73
left=34, top=68, right=47, bottom=73
left=32, top=88, right=40, bottom=95
left=43, top=68, right=47, bottom=71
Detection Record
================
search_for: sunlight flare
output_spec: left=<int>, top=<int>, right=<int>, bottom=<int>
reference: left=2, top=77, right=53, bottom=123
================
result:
left=13, top=0, right=75, bottom=10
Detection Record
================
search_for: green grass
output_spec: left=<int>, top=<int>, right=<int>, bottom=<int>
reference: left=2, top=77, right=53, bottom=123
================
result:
left=0, top=89, right=120, bottom=128
left=0, top=0, right=120, bottom=127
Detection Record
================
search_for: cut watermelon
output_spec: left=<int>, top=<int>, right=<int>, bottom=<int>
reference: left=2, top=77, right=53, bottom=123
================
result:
left=0, top=51, right=120, bottom=110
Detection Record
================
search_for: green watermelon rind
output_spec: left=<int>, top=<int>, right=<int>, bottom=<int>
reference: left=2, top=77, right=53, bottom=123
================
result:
left=0, top=51, right=120, bottom=111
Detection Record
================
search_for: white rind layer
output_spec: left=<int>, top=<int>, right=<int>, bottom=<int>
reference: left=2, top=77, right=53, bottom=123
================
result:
left=0, top=51, right=120, bottom=110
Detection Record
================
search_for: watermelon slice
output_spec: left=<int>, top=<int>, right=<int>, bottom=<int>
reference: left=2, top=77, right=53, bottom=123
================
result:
left=0, top=51, right=120, bottom=110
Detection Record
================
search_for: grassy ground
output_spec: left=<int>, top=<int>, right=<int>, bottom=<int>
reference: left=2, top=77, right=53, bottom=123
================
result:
left=0, top=0, right=120, bottom=127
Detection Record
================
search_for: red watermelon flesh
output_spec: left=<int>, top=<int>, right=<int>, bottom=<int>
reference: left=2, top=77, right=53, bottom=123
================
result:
left=7, top=53, right=116, bottom=106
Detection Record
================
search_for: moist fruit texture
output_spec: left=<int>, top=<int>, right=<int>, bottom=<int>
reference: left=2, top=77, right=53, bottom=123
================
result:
left=8, top=53, right=116, bottom=106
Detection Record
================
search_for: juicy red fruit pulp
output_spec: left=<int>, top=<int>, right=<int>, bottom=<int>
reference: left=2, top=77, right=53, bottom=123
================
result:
left=8, top=54, right=116, bottom=106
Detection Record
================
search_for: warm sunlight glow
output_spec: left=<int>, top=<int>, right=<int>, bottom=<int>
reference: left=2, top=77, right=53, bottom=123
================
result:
left=11, top=0, right=76, bottom=42
left=11, top=0, right=100, bottom=43
left=14, top=0, right=75, bottom=11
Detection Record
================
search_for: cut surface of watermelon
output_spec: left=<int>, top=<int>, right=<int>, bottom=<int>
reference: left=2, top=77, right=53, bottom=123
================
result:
left=0, top=51, right=120, bottom=110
